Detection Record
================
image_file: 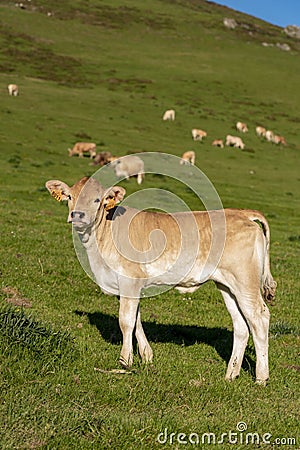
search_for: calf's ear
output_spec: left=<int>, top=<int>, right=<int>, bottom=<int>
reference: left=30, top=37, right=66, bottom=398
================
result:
left=103, top=186, right=126, bottom=210
left=45, top=180, right=71, bottom=202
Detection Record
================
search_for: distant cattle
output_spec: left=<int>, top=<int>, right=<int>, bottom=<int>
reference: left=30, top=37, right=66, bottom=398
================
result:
left=273, top=135, right=287, bottom=146
left=68, top=142, right=97, bottom=158
left=236, top=121, right=248, bottom=133
left=113, top=155, right=144, bottom=184
left=225, top=135, right=245, bottom=149
left=212, top=139, right=224, bottom=148
left=191, top=129, right=207, bottom=141
left=256, top=126, right=267, bottom=138
left=180, top=151, right=195, bottom=166
left=162, top=109, right=175, bottom=121
left=91, top=151, right=113, bottom=166
left=8, top=84, right=19, bottom=96
left=265, top=130, right=275, bottom=142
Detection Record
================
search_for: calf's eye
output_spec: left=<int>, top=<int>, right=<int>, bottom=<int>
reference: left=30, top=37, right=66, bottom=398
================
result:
left=94, top=198, right=101, bottom=203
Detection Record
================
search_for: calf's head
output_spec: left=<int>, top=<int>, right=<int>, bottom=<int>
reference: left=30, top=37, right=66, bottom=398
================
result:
left=45, top=177, right=126, bottom=233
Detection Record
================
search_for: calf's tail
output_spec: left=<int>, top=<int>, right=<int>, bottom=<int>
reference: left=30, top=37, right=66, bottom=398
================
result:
left=246, top=211, right=277, bottom=302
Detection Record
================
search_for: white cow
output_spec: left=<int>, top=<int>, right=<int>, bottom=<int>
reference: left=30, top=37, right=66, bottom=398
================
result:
left=236, top=121, right=248, bottom=133
left=225, top=135, right=245, bottom=149
left=256, top=126, right=267, bottom=138
left=191, top=129, right=207, bottom=141
left=8, top=84, right=19, bottom=96
left=265, top=130, right=275, bottom=142
left=180, top=151, right=195, bottom=166
left=212, top=139, right=224, bottom=148
left=113, top=155, right=144, bottom=184
left=46, top=176, right=276, bottom=383
left=68, top=142, right=97, bottom=158
left=162, top=109, right=175, bottom=121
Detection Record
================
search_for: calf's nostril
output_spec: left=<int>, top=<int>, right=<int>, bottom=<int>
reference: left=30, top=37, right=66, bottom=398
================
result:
left=70, top=211, right=85, bottom=220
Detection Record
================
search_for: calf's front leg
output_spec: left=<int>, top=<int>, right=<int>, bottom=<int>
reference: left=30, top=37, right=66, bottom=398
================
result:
left=118, top=297, right=140, bottom=368
left=135, top=304, right=153, bottom=363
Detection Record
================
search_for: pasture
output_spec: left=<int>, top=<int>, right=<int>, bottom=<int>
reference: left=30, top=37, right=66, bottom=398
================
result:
left=0, top=0, right=299, bottom=448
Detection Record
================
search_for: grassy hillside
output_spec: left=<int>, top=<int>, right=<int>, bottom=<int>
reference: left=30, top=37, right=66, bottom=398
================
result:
left=0, top=0, right=299, bottom=448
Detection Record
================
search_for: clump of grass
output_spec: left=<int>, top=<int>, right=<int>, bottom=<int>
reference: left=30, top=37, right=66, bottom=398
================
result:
left=8, top=154, right=22, bottom=168
left=270, top=320, right=299, bottom=338
left=0, top=305, right=76, bottom=361
left=288, top=235, right=300, bottom=242
left=74, top=132, right=92, bottom=140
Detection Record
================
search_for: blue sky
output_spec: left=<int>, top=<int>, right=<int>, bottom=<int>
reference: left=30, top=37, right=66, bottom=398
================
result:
left=212, top=0, right=300, bottom=27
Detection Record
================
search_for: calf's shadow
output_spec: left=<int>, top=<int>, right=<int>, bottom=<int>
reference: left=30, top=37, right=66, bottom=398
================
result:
left=75, top=310, right=256, bottom=377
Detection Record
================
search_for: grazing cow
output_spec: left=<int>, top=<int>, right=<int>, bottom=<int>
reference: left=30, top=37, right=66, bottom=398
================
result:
left=225, top=135, right=245, bottom=149
left=46, top=176, right=276, bottom=383
left=180, top=151, right=195, bottom=166
left=212, top=139, right=224, bottom=148
left=192, top=129, right=207, bottom=141
left=256, top=126, right=267, bottom=138
left=273, top=135, right=287, bottom=146
left=8, top=84, right=19, bottom=96
left=236, top=121, right=248, bottom=133
left=91, top=151, right=113, bottom=166
left=162, top=109, right=175, bottom=121
left=68, top=142, right=97, bottom=158
left=265, top=130, right=275, bottom=142
left=113, top=155, right=144, bottom=184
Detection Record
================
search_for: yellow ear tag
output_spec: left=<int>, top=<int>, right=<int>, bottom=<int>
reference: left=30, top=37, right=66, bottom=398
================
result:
left=51, top=189, right=63, bottom=202
left=105, top=198, right=116, bottom=211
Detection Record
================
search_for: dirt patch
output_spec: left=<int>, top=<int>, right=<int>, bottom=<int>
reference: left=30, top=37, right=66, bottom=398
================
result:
left=2, top=286, right=32, bottom=308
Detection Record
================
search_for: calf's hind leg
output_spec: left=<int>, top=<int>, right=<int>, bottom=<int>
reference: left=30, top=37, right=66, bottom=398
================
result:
left=217, top=284, right=250, bottom=381
left=236, top=292, right=270, bottom=384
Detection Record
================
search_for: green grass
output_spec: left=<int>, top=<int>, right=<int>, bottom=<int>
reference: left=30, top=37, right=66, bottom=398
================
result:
left=0, top=0, right=299, bottom=448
